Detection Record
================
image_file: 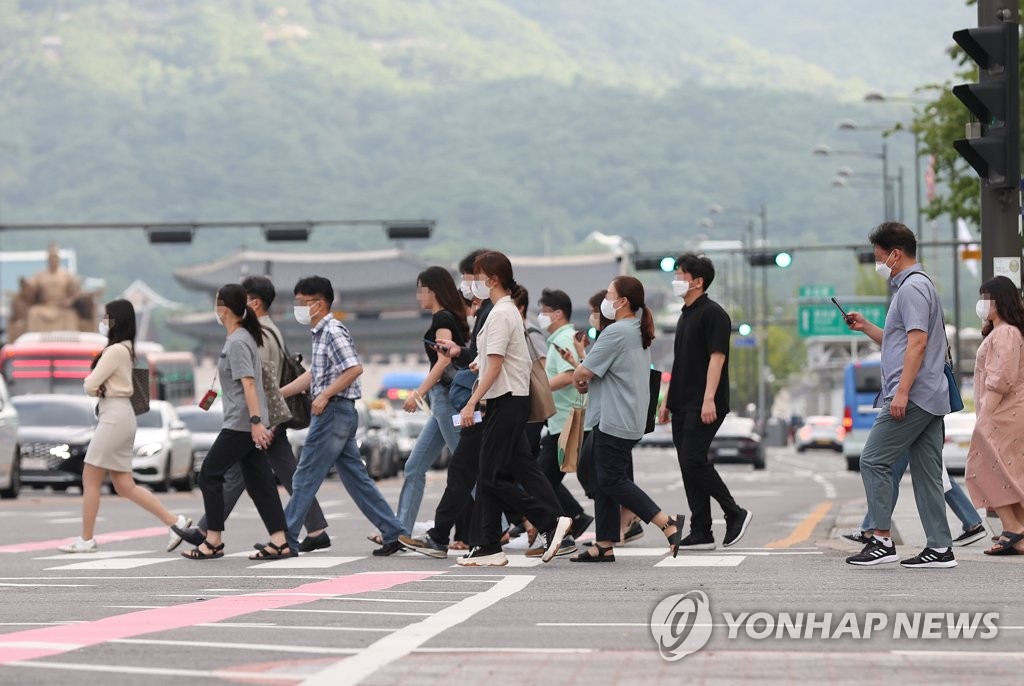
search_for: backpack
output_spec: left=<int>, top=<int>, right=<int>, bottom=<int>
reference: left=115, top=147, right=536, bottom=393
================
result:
left=263, top=326, right=312, bottom=430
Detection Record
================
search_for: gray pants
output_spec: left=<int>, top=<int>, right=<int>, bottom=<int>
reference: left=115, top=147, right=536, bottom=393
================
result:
left=198, top=427, right=328, bottom=534
left=860, top=400, right=951, bottom=549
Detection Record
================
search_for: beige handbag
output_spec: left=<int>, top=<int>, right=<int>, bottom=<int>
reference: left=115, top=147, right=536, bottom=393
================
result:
left=558, top=394, right=586, bottom=472
left=525, top=329, right=555, bottom=423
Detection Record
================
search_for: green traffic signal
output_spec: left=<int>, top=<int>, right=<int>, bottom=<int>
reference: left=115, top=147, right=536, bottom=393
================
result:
left=737, top=323, right=752, bottom=336
left=659, top=256, right=676, bottom=272
left=774, top=252, right=793, bottom=268
left=588, top=327, right=597, bottom=340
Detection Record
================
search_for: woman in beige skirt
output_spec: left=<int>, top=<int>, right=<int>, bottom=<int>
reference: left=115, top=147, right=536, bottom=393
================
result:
left=965, top=277, right=1024, bottom=555
left=59, top=299, right=192, bottom=553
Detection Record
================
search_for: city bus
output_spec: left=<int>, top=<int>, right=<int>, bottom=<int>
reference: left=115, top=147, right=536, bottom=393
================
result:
left=841, top=353, right=882, bottom=471
left=2, top=333, right=195, bottom=405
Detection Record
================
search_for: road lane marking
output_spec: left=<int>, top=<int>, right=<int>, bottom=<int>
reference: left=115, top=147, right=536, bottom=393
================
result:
left=45, top=558, right=178, bottom=571
left=654, top=555, right=745, bottom=567
left=0, top=583, right=95, bottom=587
left=301, top=575, right=534, bottom=686
left=0, top=570, right=438, bottom=665
left=264, top=608, right=432, bottom=616
left=247, top=556, right=361, bottom=569
left=0, top=527, right=167, bottom=554
left=111, top=638, right=359, bottom=655
left=765, top=500, right=833, bottom=549
left=33, top=550, right=151, bottom=560
left=197, top=622, right=395, bottom=633
left=5, top=661, right=305, bottom=681
left=414, top=647, right=594, bottom=653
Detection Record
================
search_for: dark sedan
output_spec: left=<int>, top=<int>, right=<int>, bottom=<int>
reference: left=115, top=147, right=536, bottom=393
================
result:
left=13, top=395, right=97, bottom=489
left=709, top=415, right=765, bottom=470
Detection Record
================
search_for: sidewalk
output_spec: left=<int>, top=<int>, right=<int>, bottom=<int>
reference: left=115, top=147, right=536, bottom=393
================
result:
left=824, top=480, right=996, bottom=562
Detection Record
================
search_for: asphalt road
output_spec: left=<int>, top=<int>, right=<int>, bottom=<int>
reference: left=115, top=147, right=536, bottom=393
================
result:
left=1, top=444, right=1021, bottom=685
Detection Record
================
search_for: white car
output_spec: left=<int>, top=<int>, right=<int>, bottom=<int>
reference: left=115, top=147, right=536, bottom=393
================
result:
left=132, top=400, right=195, bottom=492
left=0, top=377, right=20, bottom=499
left=176, top=402, right=222, bottom=474
left=942, top=412, right=976, bottom=475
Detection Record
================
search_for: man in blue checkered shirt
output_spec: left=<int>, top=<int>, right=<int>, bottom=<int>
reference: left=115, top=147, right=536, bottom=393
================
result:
left=281, top=276, right=408, bottom=556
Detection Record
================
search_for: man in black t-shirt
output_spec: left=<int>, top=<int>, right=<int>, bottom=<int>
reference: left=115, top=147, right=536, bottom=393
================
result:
left=658, top=253, right=752, bottom=549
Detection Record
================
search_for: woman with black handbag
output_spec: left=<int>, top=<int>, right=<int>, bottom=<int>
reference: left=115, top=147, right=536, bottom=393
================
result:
left=59, top=299, right=192, bottom=554
left=394, top=266, right=469, bottom=533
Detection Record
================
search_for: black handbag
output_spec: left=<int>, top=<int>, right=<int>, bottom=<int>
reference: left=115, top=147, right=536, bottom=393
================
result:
left=645, top=369, right=662, bottom=434
left=264, top=327, right=311, bottom=430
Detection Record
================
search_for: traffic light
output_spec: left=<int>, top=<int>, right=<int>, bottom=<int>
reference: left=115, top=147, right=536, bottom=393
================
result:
left=951, top=19, right=1019, bottom=189
left=748, top=251, right=792, bottom=268
left=736, top=323, right=752, bottom=336
left=634, top=253, right=676, bottom=272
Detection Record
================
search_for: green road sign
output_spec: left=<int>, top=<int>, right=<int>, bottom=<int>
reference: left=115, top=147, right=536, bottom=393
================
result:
left=798, top=285, right=836, bottom=299
left=798, top=302, right=887, bottom=337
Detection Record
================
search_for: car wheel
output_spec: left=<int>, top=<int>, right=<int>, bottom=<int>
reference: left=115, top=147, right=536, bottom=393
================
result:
left=846, top=456, right=860, bottom=472
left=0, top=452, right=21, bottom=499
left=753, top=456, right=766, bottom=470
left=151, top=455, right=171, bottom=493
left=173, top=454, right=196, bottom=492
left=52, top=484, right=69, bottom=492
left=796, top=446, right=806, bottom=453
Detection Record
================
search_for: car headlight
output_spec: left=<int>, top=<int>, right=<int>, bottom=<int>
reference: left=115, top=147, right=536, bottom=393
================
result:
left=49, top=444, right=71, bottom=460
left=135, top=442, right=164, bottom=457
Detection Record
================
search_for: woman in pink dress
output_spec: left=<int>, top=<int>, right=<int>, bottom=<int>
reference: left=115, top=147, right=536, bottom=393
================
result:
left=965, top=276, right=1024, bottom=555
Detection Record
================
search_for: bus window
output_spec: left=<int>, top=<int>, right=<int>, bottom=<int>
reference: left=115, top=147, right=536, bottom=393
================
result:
left=146, top=353, right=196, bottom=406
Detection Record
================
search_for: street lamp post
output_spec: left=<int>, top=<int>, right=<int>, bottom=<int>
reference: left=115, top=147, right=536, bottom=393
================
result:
left=811, top=143, right=892, bottom=220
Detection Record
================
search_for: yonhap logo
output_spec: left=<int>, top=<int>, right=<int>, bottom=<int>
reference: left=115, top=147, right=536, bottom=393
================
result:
left=650, top=590, right=714, bottom=661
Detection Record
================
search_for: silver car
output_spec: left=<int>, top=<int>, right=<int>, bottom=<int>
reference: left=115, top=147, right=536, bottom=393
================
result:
left=942, top=412, right=976, bottom=475
left=0, top=377, right=20, bottom=499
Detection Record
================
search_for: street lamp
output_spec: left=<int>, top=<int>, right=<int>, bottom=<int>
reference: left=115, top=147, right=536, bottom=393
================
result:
left=811, top=143, right=891, bottom=220
left=831, top=167, right=905, bottom=221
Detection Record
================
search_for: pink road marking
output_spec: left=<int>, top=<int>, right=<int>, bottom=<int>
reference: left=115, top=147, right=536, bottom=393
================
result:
left=0, top=527, right=168, bottom=554
left=0, top=570, right=437, bottom=665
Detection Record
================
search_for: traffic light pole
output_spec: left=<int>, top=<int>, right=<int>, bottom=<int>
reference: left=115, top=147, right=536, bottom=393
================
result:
left=758, top=204, right=768, bottom=428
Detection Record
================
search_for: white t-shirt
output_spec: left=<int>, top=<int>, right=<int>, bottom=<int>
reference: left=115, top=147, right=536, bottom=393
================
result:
left=474, top=296, right=531, bottom=399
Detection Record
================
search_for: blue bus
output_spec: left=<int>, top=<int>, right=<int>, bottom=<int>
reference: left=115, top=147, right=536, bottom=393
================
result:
left=841, top=354, right=882, bottom=471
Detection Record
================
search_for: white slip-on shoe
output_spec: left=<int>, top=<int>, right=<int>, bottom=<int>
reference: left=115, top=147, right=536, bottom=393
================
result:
left=58, top=537, right=98, bottom=554
left=166, top=515, right=193, bottom=552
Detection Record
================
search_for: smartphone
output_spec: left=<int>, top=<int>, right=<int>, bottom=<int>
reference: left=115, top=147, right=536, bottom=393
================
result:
left=422, top=338, right=439, bottom=350
left=452, top=411, right=483, bottom=427
left=199, top=388, right=218, bottom=411
left=831, top=297, right=852, bottom=324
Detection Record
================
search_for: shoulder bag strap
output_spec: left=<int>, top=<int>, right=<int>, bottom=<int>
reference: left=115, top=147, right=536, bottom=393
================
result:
left=903, top=271, right=953, bottom=363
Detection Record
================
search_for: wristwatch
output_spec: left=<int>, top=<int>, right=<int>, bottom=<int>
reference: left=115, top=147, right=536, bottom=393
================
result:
left=250, top=415, right=261, bottom=425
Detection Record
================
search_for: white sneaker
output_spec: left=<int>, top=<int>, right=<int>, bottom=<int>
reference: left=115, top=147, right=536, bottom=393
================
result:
left=58, top=537, right=98, bottom=553
left=456, top=547, right=509, bottom=567
left=166, top=515, right=193, bottom=552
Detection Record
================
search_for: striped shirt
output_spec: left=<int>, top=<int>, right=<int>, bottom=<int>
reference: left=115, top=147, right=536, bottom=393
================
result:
left=309, top=314, right=362, bottom=400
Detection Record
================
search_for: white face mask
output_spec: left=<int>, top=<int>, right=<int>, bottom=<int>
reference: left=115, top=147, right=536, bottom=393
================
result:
left=976, top=299, right=991, bottom=321
left=874, top=251, right=896, bottom=281
left=293, top=305, right=312, bottom=326
left=536, top=313, right=553, bottom=330
left=98, top=319, right=109, bottom=337
left=588, top=313, right=600, bottom=329
left=671, top=280, right=690, bottom=297
left=600, top=297, right=620, bottom=320
left=214, top=307, right=224, bottom=326
left=459, top=279, right=474, bottom=299
left=471, top=279, right=491, bottom=300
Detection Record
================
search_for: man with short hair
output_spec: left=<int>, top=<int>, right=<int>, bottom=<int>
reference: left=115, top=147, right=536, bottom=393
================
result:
left=182, top=276, right=331, bottom=552
left=844, top=222, right=955, bottom=569
left=660, top=253, right=751, bottom=550
left=281, top=276, right=407, bottom=556
left=537, top=288, right=593, bottom=539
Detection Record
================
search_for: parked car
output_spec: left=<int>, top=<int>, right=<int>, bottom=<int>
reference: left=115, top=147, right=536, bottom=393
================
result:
left=795, top=415, right=845, bottom=453
left=285, top=400, right=383, bottom=479
left=13, top=394, right=96, bottom=490
left=366, top=400, right=402, bottom=478
left=132, top=400, right=195, bottom=492
left=942, top=412, right=976, bottom=475
left=176, top=402, right=222, bottom=474
left=709, top=415, right=765, bottom=470
left=0, top=377, right=21, bottom=499
left=638, top=419, right=674, bottom=448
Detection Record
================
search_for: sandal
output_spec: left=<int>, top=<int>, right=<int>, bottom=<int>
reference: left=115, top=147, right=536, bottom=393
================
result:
left=450, top=540, right=469, bottom=551
left=570, top=543, right=615, bottom=562
left=366, top=533, right=383, bottom=545
left=661, top=514, right=685, bottom=559
left=181, top=540, right=224, bottom=560
left=984, top=531, right=1024, bottom=556
left=249, top=541, right=295, bottom=560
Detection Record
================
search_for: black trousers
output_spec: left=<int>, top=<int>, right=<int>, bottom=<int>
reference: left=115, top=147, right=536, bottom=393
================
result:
left=474, top=393, right=560, bottom=548
left=197, top=426, right=327, bottom=534
left=198, top=429, right=286, bottom=534
left=593, top=428, right=660, bottom=542
left=538, top=432, right=584, bottom=517
left=671, top=411, right=742, bottom=537
left=429, top=420, right=484, bottom=545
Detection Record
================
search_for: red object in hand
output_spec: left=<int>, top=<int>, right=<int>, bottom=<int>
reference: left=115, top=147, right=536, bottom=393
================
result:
left=199, top=389, right=218, bottom=411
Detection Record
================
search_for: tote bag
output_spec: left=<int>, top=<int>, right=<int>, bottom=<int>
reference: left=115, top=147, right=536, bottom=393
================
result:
left=524, top=329, right=555, bottom=423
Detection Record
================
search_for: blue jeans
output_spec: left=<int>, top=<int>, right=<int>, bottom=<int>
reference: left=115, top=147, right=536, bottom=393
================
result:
left=396, top=385, right=461, bottom=532
left=285, top=398, right=406, bottom=552
left=860, top=452, right=983, bottom=533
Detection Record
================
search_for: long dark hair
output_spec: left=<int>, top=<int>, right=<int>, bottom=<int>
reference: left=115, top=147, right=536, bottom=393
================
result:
left=473, top=251, right=524, bottom=302
left=418, top=266, right=470, bottom=341
left=611, top=276, right=655, bottom=349
left=218, top=283, right=264, bottom=347
left=980, top=276, right=1024, bottom=338
left=92, top=299, right=137, bottom=369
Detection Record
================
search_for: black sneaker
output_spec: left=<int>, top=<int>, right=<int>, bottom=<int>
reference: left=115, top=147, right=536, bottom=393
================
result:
left=299, top=531, right=331, bottom=553
left=952, top=524, right=986, bottom=547
left=456, top=546, right=508, bottom=567
left=372, top=540, right=405, bottom=557
left=723, top=509, right=753, bottom=547
left=900, top=547, right=957, bottom=569
left=570, top=513, right=595, bottom=539
left=399, top=533, right=448, bottom=559
left=622, top=520, right=645, bottom=544
left=526, top=535, right=577, bottom=558
left=540, top=516, right=573, bottom=563
left=678, top=533, right=716, bottom=550
left=171, top=525, right=206, bottom=548
left=842, top=531, right=872, bottom=545
left=846, top=538, right=898, bottom=566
